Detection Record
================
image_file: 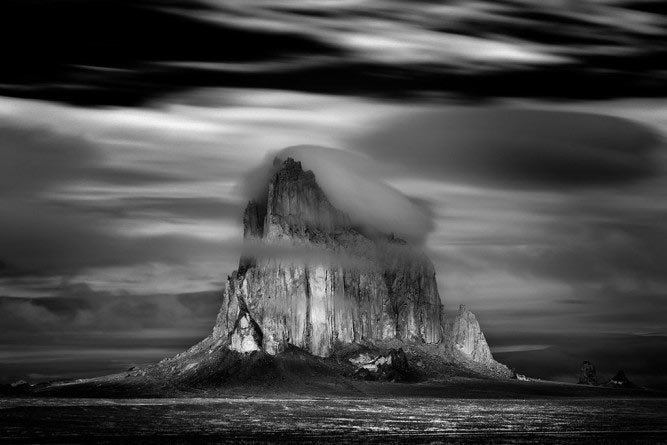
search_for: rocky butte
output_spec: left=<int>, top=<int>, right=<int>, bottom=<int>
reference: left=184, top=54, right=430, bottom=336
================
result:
left=154, top=157, right=510, bottom=384
left=5, top=155, right=660, bottom=399
left=15, top=156, right=513, bottom=397
left=216, top=157, right=443, bottom=357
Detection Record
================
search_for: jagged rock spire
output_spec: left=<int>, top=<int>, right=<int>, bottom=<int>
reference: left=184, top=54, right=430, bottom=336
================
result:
left=444, top=304, right=494, bottom=363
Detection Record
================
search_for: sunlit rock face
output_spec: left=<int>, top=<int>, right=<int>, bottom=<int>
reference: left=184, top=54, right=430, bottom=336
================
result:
left=228, top=310, right=263, bottom=354
left=214, top=157, right=444, bottom=357
left=444, top=305, right=494, bottom=363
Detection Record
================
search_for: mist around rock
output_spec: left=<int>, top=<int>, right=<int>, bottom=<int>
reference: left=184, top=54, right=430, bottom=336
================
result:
left=238, top=145, right=435, bottom=244
left=6, top=152, right=656, bottom=399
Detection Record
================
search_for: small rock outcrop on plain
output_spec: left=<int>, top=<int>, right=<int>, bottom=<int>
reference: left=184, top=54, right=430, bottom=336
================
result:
left=604, top=370, right=636, bottom=388
left=228, top=309, right=263, bottom=354
left=578, top=361, right=598, bottom=385
left=443, top=305, right=494, bottom=363
left=215, top=157, right=444, bottom=357
left=351, top=348, right=412, bottom=382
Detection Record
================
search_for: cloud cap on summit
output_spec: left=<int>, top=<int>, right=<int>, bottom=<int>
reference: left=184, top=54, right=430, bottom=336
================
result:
left=239, top=145, right=435, bottom=244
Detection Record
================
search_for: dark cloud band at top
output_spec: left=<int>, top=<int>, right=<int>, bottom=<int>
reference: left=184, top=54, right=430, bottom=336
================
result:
left=0, top=0, right=666, bottom=105
left=0, top=0, right=343, bottom=106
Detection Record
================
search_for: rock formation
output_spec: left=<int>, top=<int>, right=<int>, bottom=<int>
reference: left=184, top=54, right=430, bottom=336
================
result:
left=351, top=348, right=412, bottom=382
left=604, top=370, right=636, bottom=388
left=228, top=308, right=263, bottom=354
left=578, top=361, right=597, bottom=385
left=4, top=155, right=513, bottom=398
left=443, top=305, right=494, bottom=363
left=140, top=156, right=510, bottom=389
left=214, top=157, right=444, bottom=357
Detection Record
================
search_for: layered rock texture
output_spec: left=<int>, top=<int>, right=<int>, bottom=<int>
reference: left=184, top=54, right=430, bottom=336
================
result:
left=214, top=157, right=444, bottom=357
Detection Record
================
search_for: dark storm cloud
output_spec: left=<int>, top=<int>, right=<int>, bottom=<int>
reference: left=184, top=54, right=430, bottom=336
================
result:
left=0, top=0, right=665, bottom=105
left=352, top=108, right=661, bottom=189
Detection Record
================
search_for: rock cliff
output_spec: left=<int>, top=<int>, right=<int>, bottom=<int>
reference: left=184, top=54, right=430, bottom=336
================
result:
left=214, top=157, right=444, bottom=357
left=443, top=304, right=495, bottom=364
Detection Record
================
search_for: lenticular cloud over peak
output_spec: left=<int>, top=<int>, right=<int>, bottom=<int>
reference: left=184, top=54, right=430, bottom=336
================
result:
left=239, top=145, right=435, bottom=244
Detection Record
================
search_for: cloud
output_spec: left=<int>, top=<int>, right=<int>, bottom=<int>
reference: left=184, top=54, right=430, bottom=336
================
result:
left=0, top=287, right=221, bottom=383
left=0, top=285, right=221, bottom=333
left=351, top=108, right=661, bottom=189
left=240, top=145, right=435, bottom=243
left=0, top=207, right=227, bottom=275
left=0, top=123, right=185, bottom=199
left=0, top=121, right=240, bottom=279
left=0, top=0, right=342, bottom=106
left=0, top=90, right=405, bottom=295
left=490, top=344, right=551, bottom=353
left=0, top=0, right=665, bottom=105
left=55, top=196, right=242, bottom=222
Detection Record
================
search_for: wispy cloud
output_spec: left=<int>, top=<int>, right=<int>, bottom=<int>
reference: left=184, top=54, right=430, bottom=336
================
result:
left=0, top=0, right=665, bottom=105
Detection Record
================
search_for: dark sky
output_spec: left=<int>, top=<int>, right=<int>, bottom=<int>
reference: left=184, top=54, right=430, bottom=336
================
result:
left=1, top=0, right=666, bottom=387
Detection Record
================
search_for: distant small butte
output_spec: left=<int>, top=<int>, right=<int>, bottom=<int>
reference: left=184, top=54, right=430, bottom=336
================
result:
left=4, top=158, right=657, bottom=399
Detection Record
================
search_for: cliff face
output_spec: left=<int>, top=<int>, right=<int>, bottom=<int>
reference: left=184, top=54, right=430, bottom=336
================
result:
left=444, top=305, right=494, bottom=364
left=214, top=158, right=444, bottom=357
